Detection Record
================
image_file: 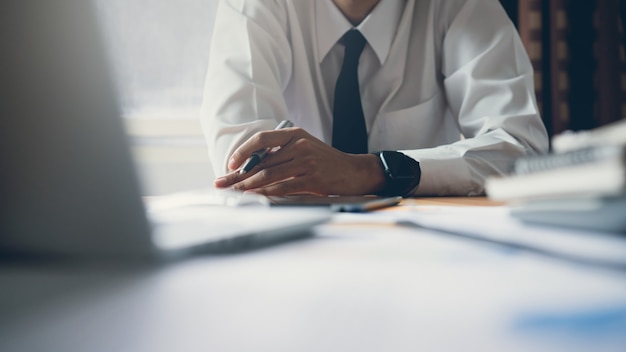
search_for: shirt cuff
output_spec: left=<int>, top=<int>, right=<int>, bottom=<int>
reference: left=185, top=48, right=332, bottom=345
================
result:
left=401, top=147, right=475, bottom=196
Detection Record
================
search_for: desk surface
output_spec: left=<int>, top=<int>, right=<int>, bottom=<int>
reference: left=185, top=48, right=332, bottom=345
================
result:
left=1, top=197, right=625, bottom=352
left=402, top=196, right=505, bottom=207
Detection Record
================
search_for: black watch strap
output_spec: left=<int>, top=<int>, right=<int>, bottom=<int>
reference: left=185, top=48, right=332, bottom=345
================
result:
left=373, top=151, right=421, bottom=197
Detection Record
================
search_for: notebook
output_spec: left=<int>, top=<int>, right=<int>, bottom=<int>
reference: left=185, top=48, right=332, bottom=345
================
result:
left=0, top=1, right=331, bottom=260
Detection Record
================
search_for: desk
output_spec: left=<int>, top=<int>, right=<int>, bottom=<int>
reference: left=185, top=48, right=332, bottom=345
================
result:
left=402, top=197, right=505, bottom=207
left=1, top=198, right=625, bottom=352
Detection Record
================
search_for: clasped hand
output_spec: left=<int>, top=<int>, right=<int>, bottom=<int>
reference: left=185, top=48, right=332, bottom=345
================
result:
left=214, top=127, right=384, bottom=196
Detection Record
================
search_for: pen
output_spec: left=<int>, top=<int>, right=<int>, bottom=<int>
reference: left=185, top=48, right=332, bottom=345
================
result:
left=239, top=120, right=294, bottom=175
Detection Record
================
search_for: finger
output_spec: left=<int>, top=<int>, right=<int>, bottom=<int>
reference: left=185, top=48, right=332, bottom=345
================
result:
left=252, top=177, right=318, bottom=196
left=255, top=135, right=321, bottom=171
left=216, top=136, right=305, bottom=189
left=214, top=169, right=249, bottom=188
left=228, top=127, right=306, bottom=170
left=231, top=160, right=306, bottom=192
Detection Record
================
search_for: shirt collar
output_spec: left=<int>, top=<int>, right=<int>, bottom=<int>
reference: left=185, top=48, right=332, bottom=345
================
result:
left=316, top=0, right=404, bottom=65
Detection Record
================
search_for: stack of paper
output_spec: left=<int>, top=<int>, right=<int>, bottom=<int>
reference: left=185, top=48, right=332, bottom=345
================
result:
left=485, top=119, right=626, bottom=233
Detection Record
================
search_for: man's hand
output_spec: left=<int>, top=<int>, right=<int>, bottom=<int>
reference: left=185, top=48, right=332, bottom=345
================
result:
left=213, top=127, right=386, bottom=196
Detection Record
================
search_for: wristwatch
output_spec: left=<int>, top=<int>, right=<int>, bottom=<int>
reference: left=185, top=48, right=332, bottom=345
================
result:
left=373, top=151, right=421, bottom=197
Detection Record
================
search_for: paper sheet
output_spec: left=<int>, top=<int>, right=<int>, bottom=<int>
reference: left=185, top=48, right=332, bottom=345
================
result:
left=355, top=204, right=626, bottom=270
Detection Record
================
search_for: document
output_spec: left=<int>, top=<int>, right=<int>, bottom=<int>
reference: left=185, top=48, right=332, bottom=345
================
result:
left=386, top=205, right=626, bottom=270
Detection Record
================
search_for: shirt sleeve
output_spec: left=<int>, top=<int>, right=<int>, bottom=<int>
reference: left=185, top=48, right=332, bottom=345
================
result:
left=403, top=0, right=549, bottom=196
left=200, top=0, right=292, bottom=177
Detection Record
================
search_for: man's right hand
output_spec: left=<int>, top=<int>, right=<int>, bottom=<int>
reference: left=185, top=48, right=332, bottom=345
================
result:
left=213, top=127, right=386, bottom=196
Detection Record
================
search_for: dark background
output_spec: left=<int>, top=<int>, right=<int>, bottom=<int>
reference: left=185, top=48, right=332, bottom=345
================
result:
left=498, top=0, right=626, bottom=138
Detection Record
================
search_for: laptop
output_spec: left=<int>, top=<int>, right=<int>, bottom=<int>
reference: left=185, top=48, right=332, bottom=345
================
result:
left=0, top=1, right=331, bottom=261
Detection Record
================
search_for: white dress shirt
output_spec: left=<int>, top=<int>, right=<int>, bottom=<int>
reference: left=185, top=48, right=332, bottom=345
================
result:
left=201, top=0, right=549, bottom=196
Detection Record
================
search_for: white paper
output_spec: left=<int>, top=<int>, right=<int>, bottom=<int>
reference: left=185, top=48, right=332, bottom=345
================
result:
left=388, top=204, right=626, bottom=269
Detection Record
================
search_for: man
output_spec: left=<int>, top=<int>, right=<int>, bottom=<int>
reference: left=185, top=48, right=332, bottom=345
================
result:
left=201, top=0, right=548, bottom=196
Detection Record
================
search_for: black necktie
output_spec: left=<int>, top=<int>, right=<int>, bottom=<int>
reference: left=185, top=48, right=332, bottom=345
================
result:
left=332, top=29, right=368, bottom=154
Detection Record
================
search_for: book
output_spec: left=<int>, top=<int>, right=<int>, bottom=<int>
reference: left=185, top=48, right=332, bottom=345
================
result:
left=513, top=144, right=626, bottom=175
left=485, top=157, right=626, bottom=201
left=486, top=120, right=626, bottom=233
left=486, top=120, right=626, bottom=202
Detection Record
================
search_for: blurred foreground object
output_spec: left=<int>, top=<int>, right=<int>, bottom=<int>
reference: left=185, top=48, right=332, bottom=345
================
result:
left=486, top=119, right=626, bottom=233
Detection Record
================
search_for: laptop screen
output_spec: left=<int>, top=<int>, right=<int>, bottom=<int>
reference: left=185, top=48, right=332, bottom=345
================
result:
left=0, top=1, right=153, bottom=257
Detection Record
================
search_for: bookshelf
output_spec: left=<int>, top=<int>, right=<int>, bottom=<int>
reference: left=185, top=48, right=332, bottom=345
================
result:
left=502, top=0, right=626, bottom=137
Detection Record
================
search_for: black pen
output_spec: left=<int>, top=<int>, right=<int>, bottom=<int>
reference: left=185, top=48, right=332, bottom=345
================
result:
left=239, top=120, right=294, bottom=175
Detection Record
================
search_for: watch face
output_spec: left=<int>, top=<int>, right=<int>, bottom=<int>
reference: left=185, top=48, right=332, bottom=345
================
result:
left=376, top=151, right=421, bottom=197
left=383, top=151, right=413, bottom=180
